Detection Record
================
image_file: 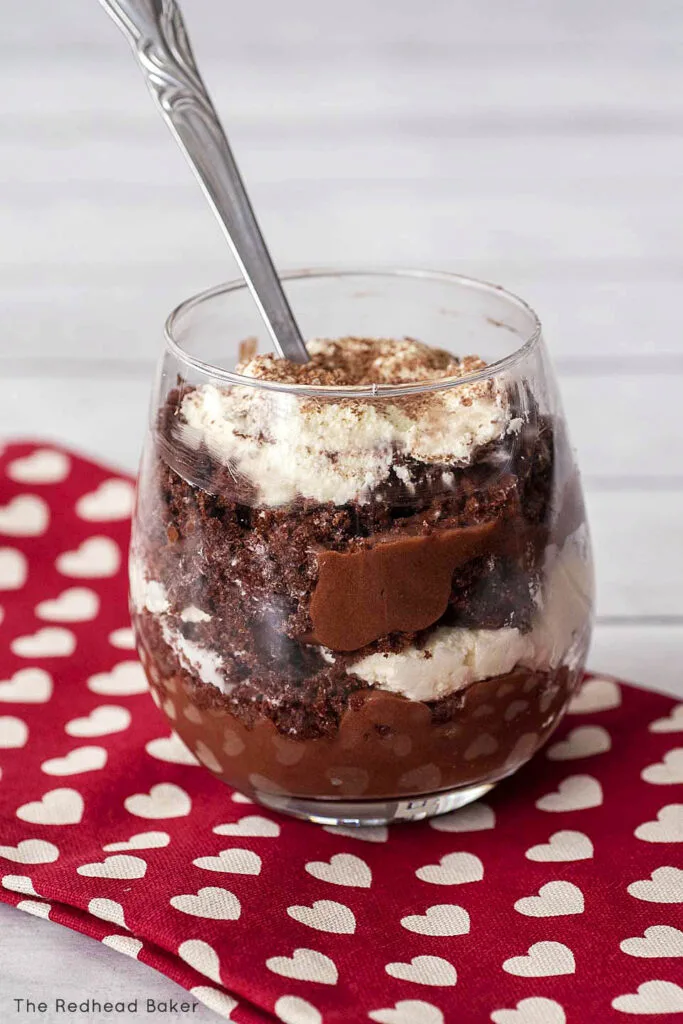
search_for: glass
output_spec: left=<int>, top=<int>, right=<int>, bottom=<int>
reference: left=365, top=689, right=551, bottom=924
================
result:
left=130, top=268, right=594, bottom=825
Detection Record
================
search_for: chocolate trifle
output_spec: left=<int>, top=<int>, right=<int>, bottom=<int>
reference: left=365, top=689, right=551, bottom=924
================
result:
left=131, top=335, right=593, bottom=819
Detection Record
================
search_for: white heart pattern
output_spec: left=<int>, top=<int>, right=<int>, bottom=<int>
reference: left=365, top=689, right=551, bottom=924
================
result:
left=88, top=661, right=147, bottom=696
left=322, top=824, right=388, bottom=843
left=36, top=587, right=99, bottom=622
left=546, top=726, right=611, bottom=761
left=503, top=941, right=575, bottom=977
left=287, top=900, right=356, bottom=935
left=612, top=981, right=683, bottom=1015
left=274, top=996, right=322, bottom=1024
left=17, top=788, right=84, bottom=826
left=42, top=745, right=107, bottom=775
left=0, top=548, right=27, bottom=590
left=0, top=669, right=52, bottom=704
left=102, top=935, right=143, bottom=959
left=11, top=627, right=76, bottom=658
left=536, top=775, right=603, bottom=812
left=650, top=705, right=683, bottom=734
left=416, top=852, right=483, bottom=886
left=0, top=839, right=59, bottom=864
left=627, top=866, right=683, bottom=903
left=635, top=804, right=683, bottom=843
left=511, top=735, right=545, bottom=771
left=305, top=853, right=372, bottom=889
left=385, top=956, right=457, bottom=987
left=642, top=749, right=683, bottom=785
left=161, top=697, right=177, bottom=721
left=464, top=734, right=498, bottom=760
left=125, top=783, right=191, bottom=819
left=57, top=536, right=120, bottom=578
left=525, top=830, right=594, bottom=862
left=514, top=881, right=584, bottom=917
left=429, top=802, right=495, bottom=833
left=368, top=1000, right=445, bottom=1024
left=109, top=627, right=136, bottom=650
left=190, top=987, right=238, bottom=1020
left=0, top=495, right=49, bottom=537
left=2, top=875, right=39, bottom=896
left=76, top=479, right=135, bottom=521
left=88, top=898, right=128, bottom=928
left=568, top=677, right=621, bottom=714
left=620, top=925, right=683, bottom=959
left=491, top=997, right=566, bottom=1024
left=145, top=734, right=199, bottom=766
left=17, top=899, right=51, bottom=919
left=178, top=940, right=222, bottom=984
left=266, top=948, right=338, bottom=985
left=77, top=854, right=147, bottom=879
left=401, top=903, right=470, bottom=936
left=193, top=848, right=262, bottom=876
left=171, top=886, right=241, bottom=920
left=213, top=816, right=280, bottom=838
left=0, top=715, right=28, bottom=748
left=103, top=831, right=170, bottom=852
left=195, top=741, right=223, bottom=773
left=7, top=450, right=70, bottom=484
left=65, top=705, right=131, bottom=738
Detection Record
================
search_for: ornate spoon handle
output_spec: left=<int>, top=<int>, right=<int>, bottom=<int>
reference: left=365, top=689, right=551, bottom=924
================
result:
left=99, top=0, right=310, bottom=363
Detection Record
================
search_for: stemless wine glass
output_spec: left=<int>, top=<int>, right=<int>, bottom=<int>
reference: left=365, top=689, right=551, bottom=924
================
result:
left=130, top=268, right=594, bottom=825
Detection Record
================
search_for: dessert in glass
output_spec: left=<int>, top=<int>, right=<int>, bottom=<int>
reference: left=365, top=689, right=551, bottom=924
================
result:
left=131, top=269, right=594, bottom=824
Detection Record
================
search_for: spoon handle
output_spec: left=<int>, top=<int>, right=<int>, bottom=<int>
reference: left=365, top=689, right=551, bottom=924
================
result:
left=99, top=0, right=310, bottom=363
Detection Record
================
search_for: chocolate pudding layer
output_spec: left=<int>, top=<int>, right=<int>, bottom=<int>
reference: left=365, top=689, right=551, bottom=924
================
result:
left=132, top=337, right=593, bottom=802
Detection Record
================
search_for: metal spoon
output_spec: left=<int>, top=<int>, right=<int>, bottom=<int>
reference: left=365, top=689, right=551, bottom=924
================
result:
left=99, top=0, right=310, bottom=364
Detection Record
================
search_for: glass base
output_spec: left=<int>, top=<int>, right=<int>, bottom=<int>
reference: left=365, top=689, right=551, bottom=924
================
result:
left=252, top=780, right=496, bottom=826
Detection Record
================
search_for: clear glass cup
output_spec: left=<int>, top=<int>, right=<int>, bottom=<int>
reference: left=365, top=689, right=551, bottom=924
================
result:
left=130, top=268, right=594, bottom=825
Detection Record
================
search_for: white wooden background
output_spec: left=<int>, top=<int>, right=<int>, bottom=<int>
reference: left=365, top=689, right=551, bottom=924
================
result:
left=1, top=0, right=682, bottom=1019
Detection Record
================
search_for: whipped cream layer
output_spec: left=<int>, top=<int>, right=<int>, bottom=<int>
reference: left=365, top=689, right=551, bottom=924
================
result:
left=160, top=621, right=227, bottom=692
left=348, top=626, right=531, bottom=702
left=129, top=553, right=169, bottom=615
left=529, top=527, right=594, bottom=669
left=130, top=556, right=226, bottom=690
left=178, top=337, right=514, bottom=506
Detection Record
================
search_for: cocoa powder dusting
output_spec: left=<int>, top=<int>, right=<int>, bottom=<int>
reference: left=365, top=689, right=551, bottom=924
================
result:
left=236, top=336, right=486, bottom=386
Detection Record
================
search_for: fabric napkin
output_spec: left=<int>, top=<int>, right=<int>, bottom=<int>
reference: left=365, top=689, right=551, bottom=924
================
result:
left=1, top=440, right=683, bottom=1024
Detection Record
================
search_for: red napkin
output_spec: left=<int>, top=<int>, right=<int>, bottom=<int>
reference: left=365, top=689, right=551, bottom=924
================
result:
left=1, top=441, right=683, bottom=1024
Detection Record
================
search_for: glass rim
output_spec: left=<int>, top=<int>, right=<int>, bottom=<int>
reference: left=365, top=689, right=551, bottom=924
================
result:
left=164, top=266, right=543, bottom=399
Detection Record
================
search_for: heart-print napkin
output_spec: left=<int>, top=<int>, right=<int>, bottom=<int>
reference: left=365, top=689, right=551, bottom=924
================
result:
left=1, top=441, right=683, bottom=1024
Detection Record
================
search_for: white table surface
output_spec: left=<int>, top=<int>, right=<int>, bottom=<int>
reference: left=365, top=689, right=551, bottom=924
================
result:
left=1, top=1, right=682, bottom=1020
